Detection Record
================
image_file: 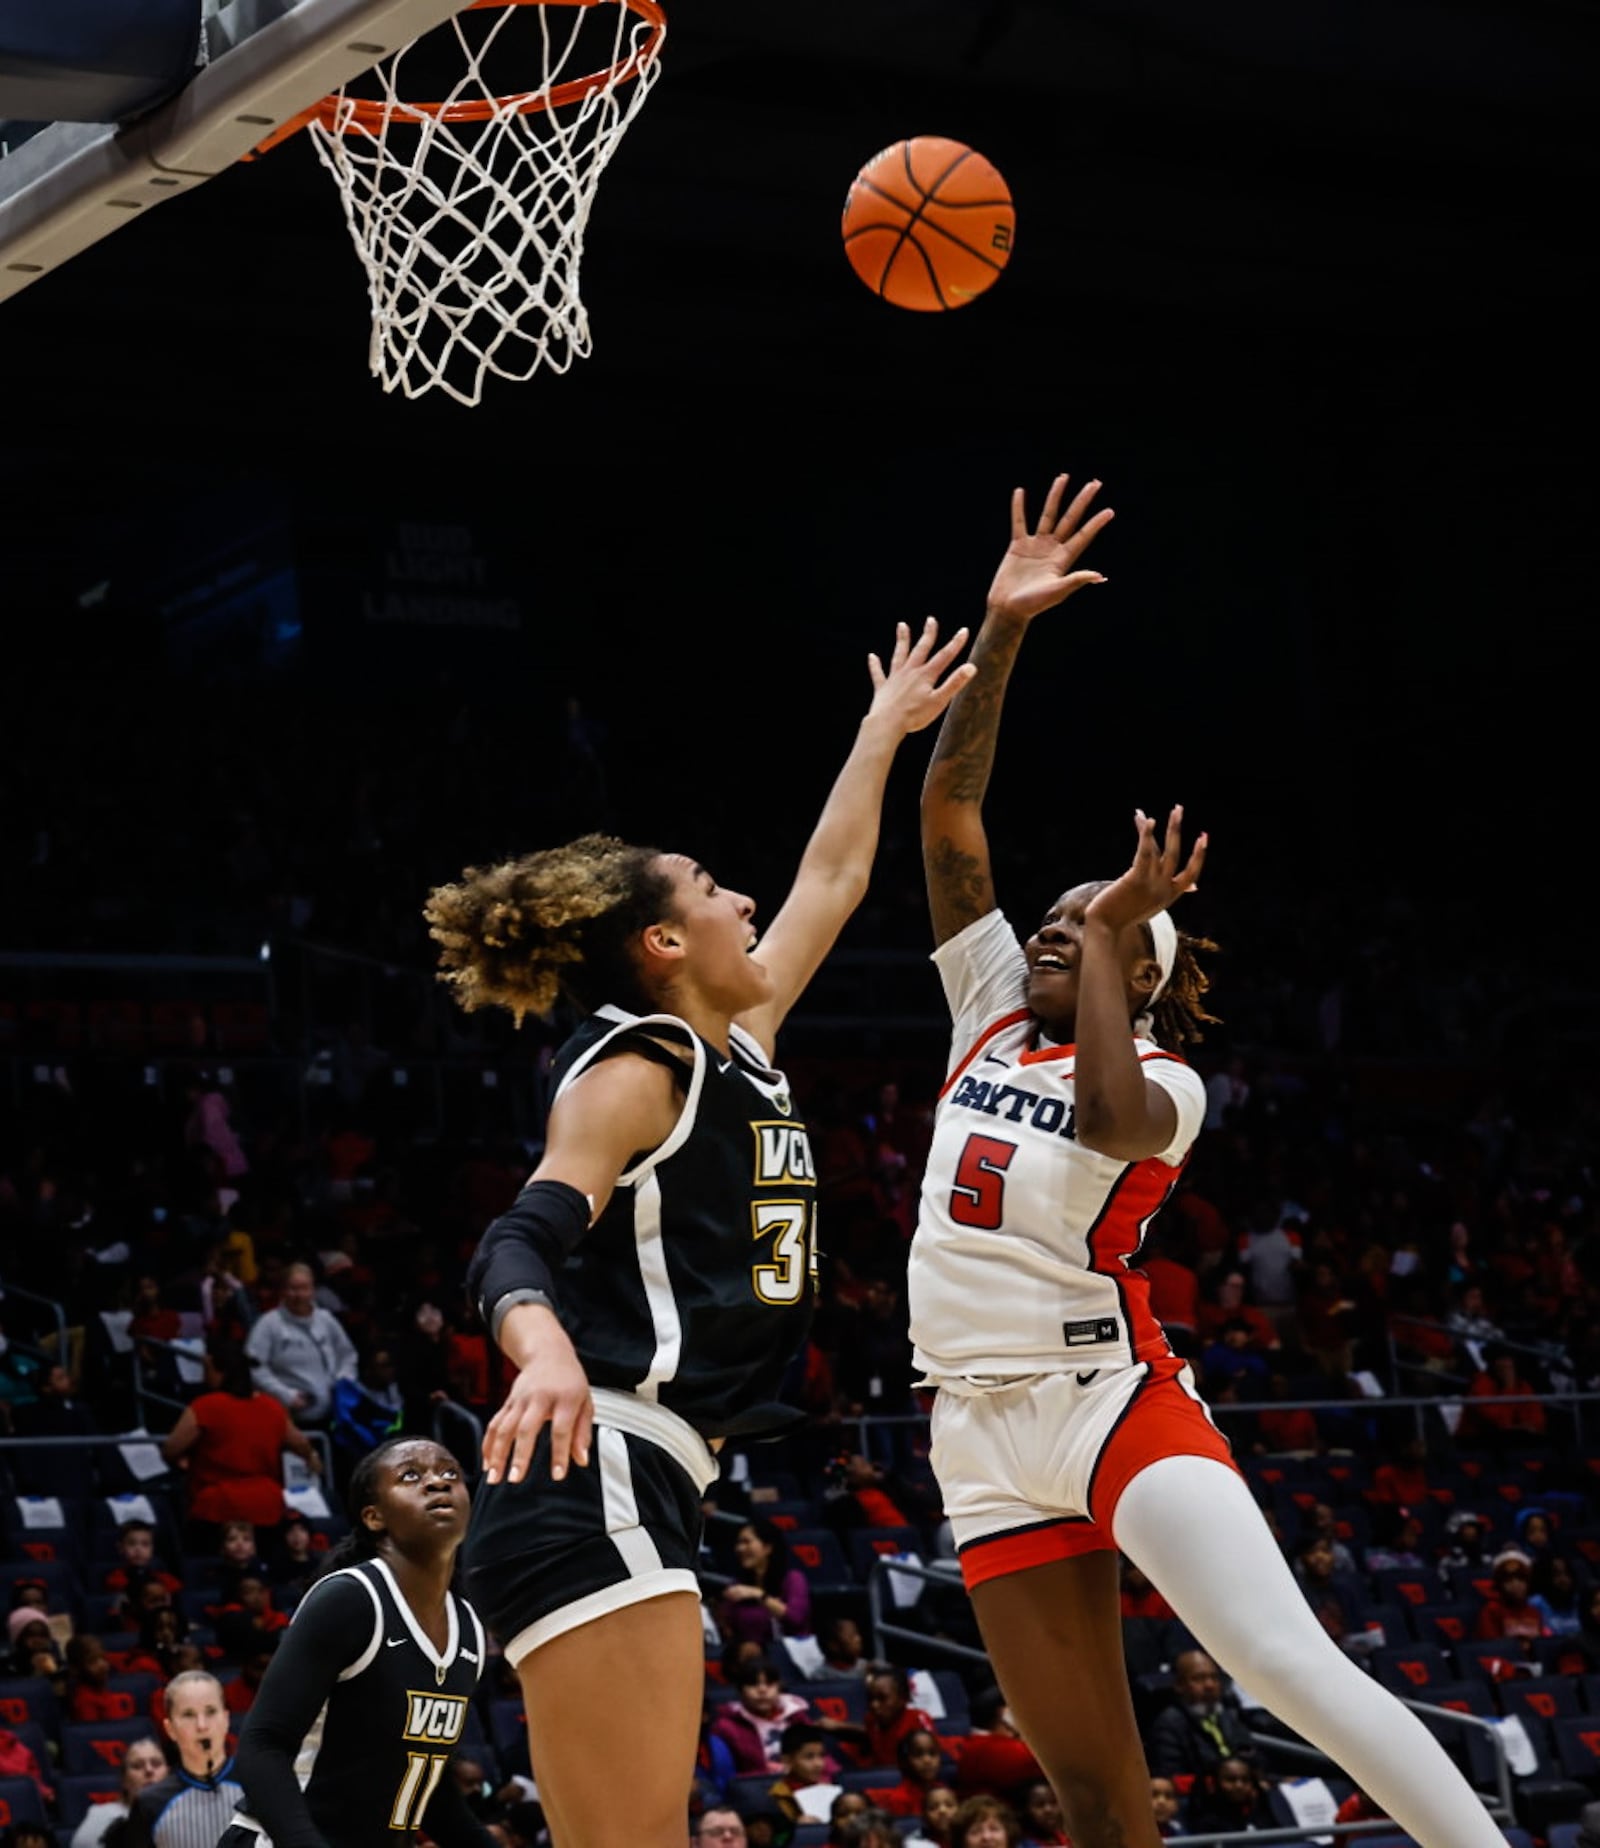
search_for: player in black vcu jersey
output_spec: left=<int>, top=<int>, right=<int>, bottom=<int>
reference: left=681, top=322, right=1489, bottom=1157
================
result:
left=225, top=1437, right=495, bottom=1848
left=422, top=619, right=975, bottom=1848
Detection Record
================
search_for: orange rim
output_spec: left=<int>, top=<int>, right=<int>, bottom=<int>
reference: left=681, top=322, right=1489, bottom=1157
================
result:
left=251, top=0, right=664, bottom=156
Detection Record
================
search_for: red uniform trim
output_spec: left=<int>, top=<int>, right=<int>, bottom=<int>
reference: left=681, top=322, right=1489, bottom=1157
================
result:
left=1091, top=1355, right=1240, bottom=1532
left=940, top=1008, right=1032, bottom=1100
left=957, top=1363, right=1241, bottom=1592
left=957, top=1517, right=1111, bottom=1590
left=1016, top=1043, right=1187, bottom=1068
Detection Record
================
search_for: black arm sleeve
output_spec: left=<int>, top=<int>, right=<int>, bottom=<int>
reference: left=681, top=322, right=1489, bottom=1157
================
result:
left=419, top=1774, right=499, bottom=1848
left=233, top=1575, right=376, bottom=1848
left=465, top=1179, right=590, bottom=1336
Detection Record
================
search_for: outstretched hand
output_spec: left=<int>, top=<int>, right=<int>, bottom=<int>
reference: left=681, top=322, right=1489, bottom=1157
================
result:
left=986, top=473, right=1113, bottom=622
left=866, top=617, right=977, bottom=735
left=1085, top=806, right=1208, bottom=932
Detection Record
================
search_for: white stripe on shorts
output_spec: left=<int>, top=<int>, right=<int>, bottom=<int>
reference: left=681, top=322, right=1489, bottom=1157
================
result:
left=599, top=1424, right=664, bottom=1578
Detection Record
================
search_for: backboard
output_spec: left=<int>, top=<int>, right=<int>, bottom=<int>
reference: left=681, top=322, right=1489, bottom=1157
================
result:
left=0, top=0, right=485, bottom=304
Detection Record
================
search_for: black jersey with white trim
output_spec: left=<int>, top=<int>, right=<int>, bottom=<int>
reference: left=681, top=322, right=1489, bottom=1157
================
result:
left=233, top=1557, right=492, bottom=1848
left=544, top=1005, right=818, bottom=1439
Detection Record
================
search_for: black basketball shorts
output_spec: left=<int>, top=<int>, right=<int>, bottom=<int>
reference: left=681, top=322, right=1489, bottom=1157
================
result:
left=464, top=1389, right=717, bottom=1664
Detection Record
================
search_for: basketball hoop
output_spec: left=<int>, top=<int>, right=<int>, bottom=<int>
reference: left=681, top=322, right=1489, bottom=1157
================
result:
left=257, top=0, right=665, bottom=406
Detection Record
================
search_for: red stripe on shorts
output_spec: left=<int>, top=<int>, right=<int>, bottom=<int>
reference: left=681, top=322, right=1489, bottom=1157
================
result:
left=1090, top=1355, right=1241, bottom=1534
left=957, top=1517, right=1113, bottom=1591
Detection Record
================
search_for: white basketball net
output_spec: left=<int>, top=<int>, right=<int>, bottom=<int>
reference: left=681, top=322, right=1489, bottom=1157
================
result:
left=306, top=0, right=664, bottom=406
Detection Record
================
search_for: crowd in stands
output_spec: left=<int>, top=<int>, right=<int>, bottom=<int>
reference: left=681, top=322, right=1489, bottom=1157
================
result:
left=5, top=670, right=1600, bottom=1844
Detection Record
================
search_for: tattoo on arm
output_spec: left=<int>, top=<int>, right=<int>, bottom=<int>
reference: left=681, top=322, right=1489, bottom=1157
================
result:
left=925, top=836, right=992, bottom=937
left=926, top=622, right=1025, bottom=800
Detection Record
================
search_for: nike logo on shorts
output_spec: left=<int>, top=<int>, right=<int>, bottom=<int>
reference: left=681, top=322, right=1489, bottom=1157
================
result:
left=1075, top=1370, right=1100, bottom=1387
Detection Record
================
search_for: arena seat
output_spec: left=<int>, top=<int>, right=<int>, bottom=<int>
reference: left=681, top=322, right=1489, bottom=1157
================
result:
left=846, top=1528, right=923, bottom=1582
left=1501, top=1678, right=1581, bottom=1726
left=804, top=1677, right=866, bottom=1727
left=0, top=1722, right=53, bottom=1775
left=921, top=1669, right=971, bottom=1734
left=1407, top=1676, right=1494, bottom=1738
left=1411, top=1604, right=1471, bottom=1649
left=1371, top=1641, right=1452, bottom=1694
left=0, top=1778, right=48, bottom=1829
left=761, top=1501, right=823, bottom=1532
left=55, top=1774, right=123, bottom=1831
left=1550, top=1712, right=1600, bottom=1784
left=836, top=1767, right=899, bottom=1796
left=785, top=1530, right=854, bottom=1594
left=0, top=1555, right=84, bottom=1619
left=61, top=1716, right=162, bottom=1775
left=0, top=1675, right=61, bottom=1735
left=1368, top=1564, right=1445, bottom=1614
left=1453, top=1637, right=1532, bottom=1682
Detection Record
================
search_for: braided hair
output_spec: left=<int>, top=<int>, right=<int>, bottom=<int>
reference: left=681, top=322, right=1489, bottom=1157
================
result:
left=1146, top=921, right=1222, bottom=1050
left=423, top=833, right=675, bottom=1024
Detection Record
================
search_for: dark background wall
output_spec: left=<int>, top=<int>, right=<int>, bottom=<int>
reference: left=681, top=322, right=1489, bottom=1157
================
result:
left=2, top=0, right=1594, bottom=974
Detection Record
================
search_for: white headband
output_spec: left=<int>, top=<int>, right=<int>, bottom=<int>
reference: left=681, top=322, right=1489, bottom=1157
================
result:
left=1147, top=909, right=1177, bottom=1006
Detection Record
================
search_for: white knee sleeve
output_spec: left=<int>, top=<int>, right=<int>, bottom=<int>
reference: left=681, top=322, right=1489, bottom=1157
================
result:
left=1113, top=1455, right=1506, bottom=1847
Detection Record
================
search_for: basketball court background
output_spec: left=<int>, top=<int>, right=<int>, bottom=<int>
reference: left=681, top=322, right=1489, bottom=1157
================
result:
left=1, top=0, right=1594, bottom=926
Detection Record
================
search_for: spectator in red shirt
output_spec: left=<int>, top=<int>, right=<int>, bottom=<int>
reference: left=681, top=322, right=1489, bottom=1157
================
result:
left=1462, top=1346, right=1547, bottom=1453
left=214, top=1573, right=290, bottom=1661
left=1370, top=1436, right=1432, bottom=1508
left=1254, top=1371, right=1321, bottom=1456
left=1294, top=1260, right=1358, bottom=1375
left=950, top=1689, right=1042, bottom=1798
left=1195, top=1268, right=1278, bottom=1352
left=1141, top=1230, right=1199, bottom=1358
left=875, top=1729, right=947, bottom=1817
left=67, top=1634, right=138, bottom=1722
left=223, top=1642, right=278, bottom=1718
left=1118, top=1556, right=1174, bottom=1623
left=129, top=1274, right=182, bottom=1345
left=159, top=1338, right=322, bottom=1541
left=1474, top=1550, right=1547, bottom=1644
left=851, top=1665, right=941, bottom=1770
left=0, top=1720, right=55, bottom=1807
left=103, top=1520, right=186, bottom=1623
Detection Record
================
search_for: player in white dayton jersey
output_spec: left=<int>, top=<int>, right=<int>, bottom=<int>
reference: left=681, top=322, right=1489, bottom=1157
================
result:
left=422, top=622, right=973, bottom=1848
left=909, top=473, right=1506, bottom=1848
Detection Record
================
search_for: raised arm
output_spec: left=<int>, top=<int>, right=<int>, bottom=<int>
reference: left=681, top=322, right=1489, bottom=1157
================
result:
left=735, top=618, right=974, bottom=1055
left=922, top=473, right=1113, bottom=945
left=1076, top=806, right=1206, bottom=1159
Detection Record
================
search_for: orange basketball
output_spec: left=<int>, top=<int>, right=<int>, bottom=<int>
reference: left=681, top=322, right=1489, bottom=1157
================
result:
left=841, top=136, right=1014, bottom=312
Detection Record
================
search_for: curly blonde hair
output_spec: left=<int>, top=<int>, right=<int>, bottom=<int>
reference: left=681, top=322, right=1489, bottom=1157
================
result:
left=422, top=833, right=674, bottom=1024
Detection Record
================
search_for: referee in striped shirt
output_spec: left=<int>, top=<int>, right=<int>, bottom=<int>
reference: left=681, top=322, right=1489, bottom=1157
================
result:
left=124, top=1670, right=246, bottom=1848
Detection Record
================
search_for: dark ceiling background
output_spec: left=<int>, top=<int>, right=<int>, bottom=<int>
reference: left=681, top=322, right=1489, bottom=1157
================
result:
left=1, top=0, right=1595, bottom=915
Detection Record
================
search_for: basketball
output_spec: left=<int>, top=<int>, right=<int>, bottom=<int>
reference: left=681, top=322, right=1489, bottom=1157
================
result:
left=841, top=136, right=1014, bottom=311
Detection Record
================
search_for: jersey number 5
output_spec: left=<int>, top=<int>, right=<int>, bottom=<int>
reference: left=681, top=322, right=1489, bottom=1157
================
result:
left=752, top=1200, right=819, bottom=1304
left=950, top=1133, right=1016, bottom=1230
left=391, top=1753, right=449, bottom=1830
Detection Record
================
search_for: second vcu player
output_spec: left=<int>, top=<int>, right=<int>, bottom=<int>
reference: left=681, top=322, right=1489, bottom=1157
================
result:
left=227, top=1438, right=494, bottom=1848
